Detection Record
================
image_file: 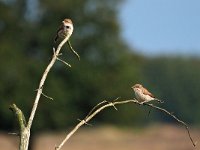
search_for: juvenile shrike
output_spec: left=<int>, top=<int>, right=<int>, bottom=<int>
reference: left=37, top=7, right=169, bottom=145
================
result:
left=54, top=19, right=73, bottom=42
left=131, top=84, right=163, bottom=104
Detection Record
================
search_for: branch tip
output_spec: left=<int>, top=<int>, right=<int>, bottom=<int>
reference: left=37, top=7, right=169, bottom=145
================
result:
left=41, top=92, right=54, bottom=100
left=9, top=103, right=26, bottom=131
left=56, top=57, right=71, bottom=67
left=67, top=40, right=80, bottom=60
left=8, top=132, right=20, bottom=136
left=144, top=102, right=196, bottom=147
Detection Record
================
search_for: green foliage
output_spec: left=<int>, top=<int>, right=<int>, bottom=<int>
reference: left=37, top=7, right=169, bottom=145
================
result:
left=0, top=0, right=199, bottom=132
left=0, top=0, right=143, bottom=131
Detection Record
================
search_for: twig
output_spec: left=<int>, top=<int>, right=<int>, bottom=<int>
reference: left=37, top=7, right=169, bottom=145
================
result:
left=55, top=99, right=196, bottom=150
left=67, top=40, right=80, bottom=60
left=84, top=100, right=108, bottom=120
left=41, top=92, right=54, bottom=100
left=56, top=57, right=71, bottom=67
left=8, top=132, right=20, bottom=136
left=53, top=47, right=72, bottom=67
left=84, top=98, right=120, bottom=120
left=35, top=88, right=54, bottom=100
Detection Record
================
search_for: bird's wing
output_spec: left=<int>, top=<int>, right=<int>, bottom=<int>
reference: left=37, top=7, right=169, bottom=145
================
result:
left=56, top=24, right=64, bottom=33
left=54, top=24, right=64, bottom=42
left=142, top=88, right=155, bottom=98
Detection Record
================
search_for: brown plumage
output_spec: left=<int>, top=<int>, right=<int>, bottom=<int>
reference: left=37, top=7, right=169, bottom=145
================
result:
left=132, top=84, right=163, bottom=103
left=142, top=86, right=155, bottom=98
left=54, top=18, right=73, bottom=42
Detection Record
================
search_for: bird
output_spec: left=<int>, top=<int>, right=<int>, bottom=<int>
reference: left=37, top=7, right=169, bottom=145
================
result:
left=131, top=84, right=163, bottom=104
left=54, top=18, right=74, bottom=43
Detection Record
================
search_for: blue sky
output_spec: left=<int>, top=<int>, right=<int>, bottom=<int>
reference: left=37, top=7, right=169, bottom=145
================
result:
left=119, top=0, right=200, bottom=56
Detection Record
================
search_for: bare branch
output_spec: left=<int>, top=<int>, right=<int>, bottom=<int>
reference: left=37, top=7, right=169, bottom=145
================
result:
left=55, top=119, right=87, bottom=150
left=55, top=99, right=138, bottom=150
left=55, top=98, right=196, bottom=150
left=107, top=101, right=118, bottom=111
left=12, top=32, right=73, bottom=150
left=27, top=33, right=72, bottom=130
left=9, top=104, right=30, bottom=150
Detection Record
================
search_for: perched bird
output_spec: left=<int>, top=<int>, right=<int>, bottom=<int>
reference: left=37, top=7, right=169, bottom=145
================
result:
left=54, top=18, right=74, bottom=42
left=131, top=84, right=163, bottom=104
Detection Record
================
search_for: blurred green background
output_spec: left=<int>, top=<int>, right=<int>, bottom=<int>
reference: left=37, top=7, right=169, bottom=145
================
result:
left=0, top=0, right=200, bottom=133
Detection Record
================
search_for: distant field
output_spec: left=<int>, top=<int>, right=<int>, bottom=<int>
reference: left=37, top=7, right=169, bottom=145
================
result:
left=1, top=124, right=199, bottom=150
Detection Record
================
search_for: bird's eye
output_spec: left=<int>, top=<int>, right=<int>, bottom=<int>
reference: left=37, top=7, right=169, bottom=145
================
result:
left=66, top=26, right=70, bottom=29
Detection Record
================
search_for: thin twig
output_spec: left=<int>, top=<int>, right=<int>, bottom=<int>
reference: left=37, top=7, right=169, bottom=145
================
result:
left=56, top=57, right=71, bottom=67
left=53, top=47, right=72, bottom=67
left=35, top=88, right=54, bottom=100
left=55, top=99, right=196, bottom=150
left=8, top=132, right=20, bottom=136
left=41, top=92, right=54, bottom=100
left=84, top=100, right=108, bottom=120
left=67, top=40, right=80, bottom=60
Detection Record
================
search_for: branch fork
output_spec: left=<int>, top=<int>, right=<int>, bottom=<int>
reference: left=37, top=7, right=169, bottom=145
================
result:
left=10, top=32, right=73, bottom=150
left=55, top=98, right=196, bottom=149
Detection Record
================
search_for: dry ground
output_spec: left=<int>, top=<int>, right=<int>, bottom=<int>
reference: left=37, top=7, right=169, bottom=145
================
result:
left=1, top=124, right=200, bottom=150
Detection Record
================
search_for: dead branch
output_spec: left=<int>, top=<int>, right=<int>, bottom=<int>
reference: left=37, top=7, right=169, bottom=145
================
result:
left=143, top=102, right=196, bottom=147
left=55, top=98, right=196, bottom=150
left=10, top=32, right=73, bottom=150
